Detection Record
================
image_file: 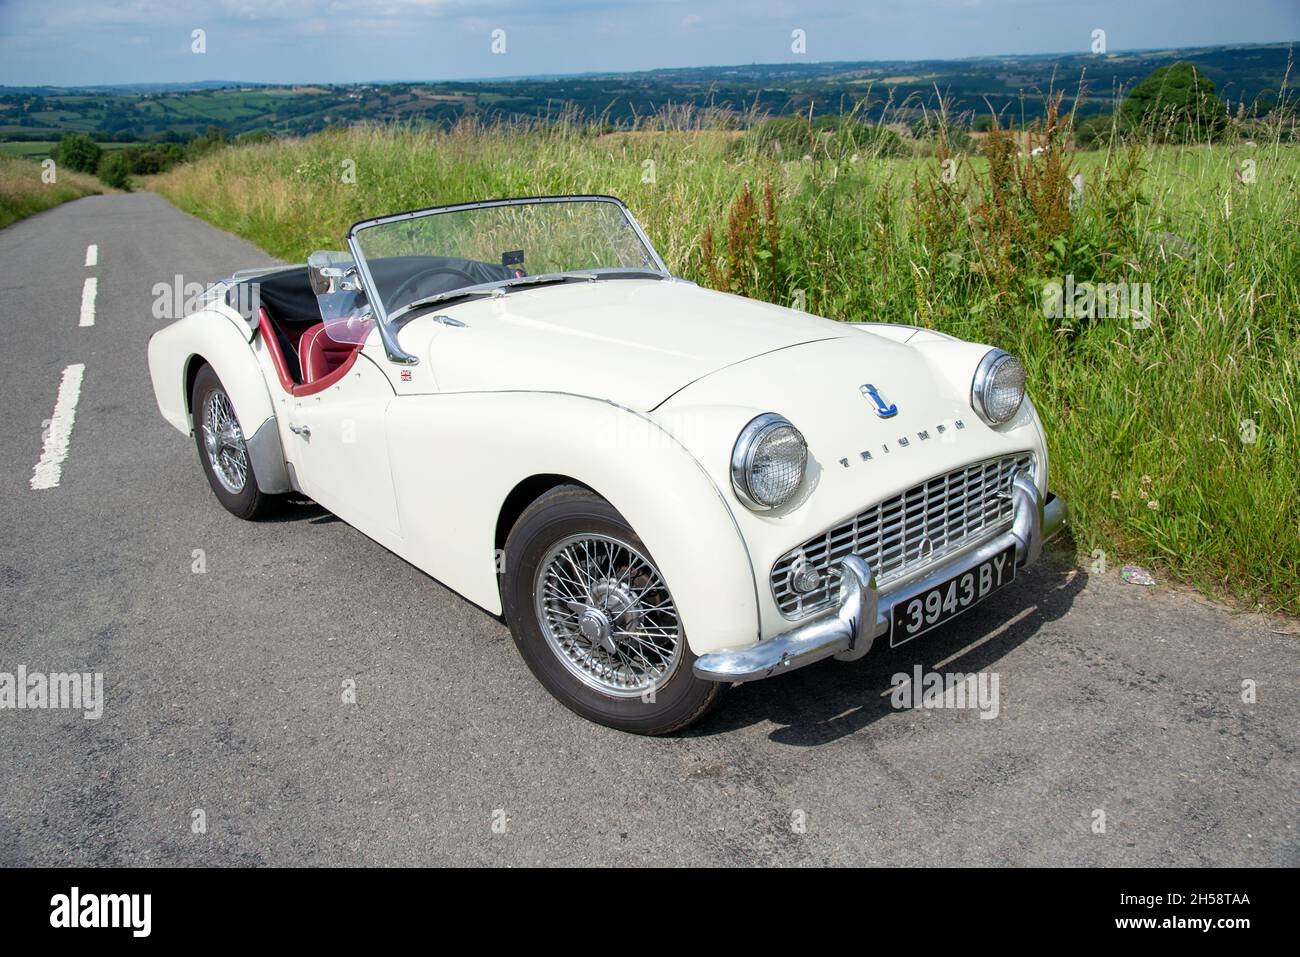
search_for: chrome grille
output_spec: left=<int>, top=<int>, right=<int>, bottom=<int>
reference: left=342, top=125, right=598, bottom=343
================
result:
left=771, top=453, right=1033, bottom=619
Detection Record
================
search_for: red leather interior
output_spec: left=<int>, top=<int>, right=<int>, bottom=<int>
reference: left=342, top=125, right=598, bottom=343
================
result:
left=300, top=324, right=354, bottom=381
left=256, top=308, right=368, bottom=397
left=294, top=323, right=366, bottom=395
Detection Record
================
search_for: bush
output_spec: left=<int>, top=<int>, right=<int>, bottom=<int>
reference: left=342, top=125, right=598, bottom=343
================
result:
left=1073, top=113, right=1121, bottom=150
left=187, top=125, right=229, bottom=160
left=746, top=116, right=816, bottom=158
left=113, top=143, right=186, bottom=175
left=96, top=151, right=133, bottom=190
left=52, top=132, right=102, bottom=174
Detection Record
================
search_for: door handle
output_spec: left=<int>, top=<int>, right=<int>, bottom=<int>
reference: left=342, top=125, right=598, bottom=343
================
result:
left=289, top=423, right=311, bottom=438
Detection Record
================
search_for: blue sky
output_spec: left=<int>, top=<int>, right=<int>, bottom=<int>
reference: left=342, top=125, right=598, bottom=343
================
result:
left=2, top=0, right=1297, bottom=87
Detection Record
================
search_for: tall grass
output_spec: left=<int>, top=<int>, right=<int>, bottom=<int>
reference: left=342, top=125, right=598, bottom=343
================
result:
left=0, top=156, right=102, bottom=228
left=152, top=118, right=1299, bottom=614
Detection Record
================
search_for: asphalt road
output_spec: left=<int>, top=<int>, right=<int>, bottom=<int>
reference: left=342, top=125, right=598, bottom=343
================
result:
left=0, top=192, right=1295, bottom=867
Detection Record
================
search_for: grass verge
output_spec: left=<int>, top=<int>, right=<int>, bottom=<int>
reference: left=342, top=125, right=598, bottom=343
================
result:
left=0, top=156, right=102, bottom=229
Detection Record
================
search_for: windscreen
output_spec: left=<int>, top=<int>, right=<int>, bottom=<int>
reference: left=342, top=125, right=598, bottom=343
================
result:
left=350, top=199, right=662, bottom=318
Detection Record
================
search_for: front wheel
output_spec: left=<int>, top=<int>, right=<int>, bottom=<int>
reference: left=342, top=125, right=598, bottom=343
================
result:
left=502, top=486, right=722, bottom=735
left=190, top=364, right=276, bottom=520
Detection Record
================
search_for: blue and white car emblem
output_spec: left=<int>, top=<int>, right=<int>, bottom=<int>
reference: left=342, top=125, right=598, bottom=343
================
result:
left=860, top=383, right=898, bottom=418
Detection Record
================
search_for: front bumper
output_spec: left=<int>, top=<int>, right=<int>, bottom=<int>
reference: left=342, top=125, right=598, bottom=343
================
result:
left=693, top=474, right=1067, bottom=682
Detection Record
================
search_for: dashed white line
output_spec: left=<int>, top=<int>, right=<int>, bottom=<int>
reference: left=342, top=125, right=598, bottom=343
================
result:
left=79, top=277, right=97, bottom=327
left=84, top=244, right=98, bottom=267
left=31, top=363, right=86, bottom=490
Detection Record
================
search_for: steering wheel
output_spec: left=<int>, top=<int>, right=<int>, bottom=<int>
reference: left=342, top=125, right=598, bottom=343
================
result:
left=389, top=265, right=483, bottom=313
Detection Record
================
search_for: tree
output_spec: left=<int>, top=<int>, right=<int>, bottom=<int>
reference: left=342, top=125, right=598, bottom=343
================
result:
left=1121, top=62, right=1226, bottom=142
left=52, top=132, right=102, bottom=174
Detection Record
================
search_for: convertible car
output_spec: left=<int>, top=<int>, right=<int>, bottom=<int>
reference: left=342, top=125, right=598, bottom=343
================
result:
left=149, top=194, right=1066, bottom=734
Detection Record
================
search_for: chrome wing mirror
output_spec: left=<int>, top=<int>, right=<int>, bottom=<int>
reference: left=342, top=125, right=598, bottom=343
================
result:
left=307, top=250, right=361, bottom=295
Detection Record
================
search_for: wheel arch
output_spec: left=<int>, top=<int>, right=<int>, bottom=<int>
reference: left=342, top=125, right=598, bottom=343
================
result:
left=148, top=308, right=291, bottom=495
left=182, top=353, right=207, bottom=427
left=495, top=474, right=594, bottom=557
left=150, top=307, right=277, bottom=437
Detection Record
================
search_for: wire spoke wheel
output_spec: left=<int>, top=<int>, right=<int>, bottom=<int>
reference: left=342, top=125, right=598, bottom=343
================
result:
left=534, top=532, right=682, bottom=698
left=201, top=389, right=248, bottom=495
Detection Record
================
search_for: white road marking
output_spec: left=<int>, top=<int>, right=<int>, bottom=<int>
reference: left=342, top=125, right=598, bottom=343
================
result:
left=79, top=277, right=97, bottom=327
left=84, top=244, right=98, bottom=267
left=30, top=363, right=86, bottom=490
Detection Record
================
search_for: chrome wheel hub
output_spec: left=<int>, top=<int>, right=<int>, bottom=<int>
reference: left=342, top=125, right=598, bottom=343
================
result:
left=201, top=389, right=248, bottom=495
left=577, top=607, right=614, bottom=653
left=534, top=533, right=682, bottom=698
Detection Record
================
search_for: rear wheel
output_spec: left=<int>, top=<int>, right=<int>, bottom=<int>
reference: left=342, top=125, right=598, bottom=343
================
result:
left=502, top=485, right=722, bottom=735
left=190, top=364, right=275, bottom=520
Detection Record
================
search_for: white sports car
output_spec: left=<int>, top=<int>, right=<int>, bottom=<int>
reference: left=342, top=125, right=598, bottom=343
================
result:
left=148, top=194, right=1067, bottom=734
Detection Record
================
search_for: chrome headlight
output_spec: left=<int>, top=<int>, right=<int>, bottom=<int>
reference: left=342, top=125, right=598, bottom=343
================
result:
left=971, top=349, right=1026, bottom=426
left=731, top=413, right=807, bottom=511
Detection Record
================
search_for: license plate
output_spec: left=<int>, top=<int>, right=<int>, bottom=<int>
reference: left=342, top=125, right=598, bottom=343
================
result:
left=889, top=544, right=1017, bottom=648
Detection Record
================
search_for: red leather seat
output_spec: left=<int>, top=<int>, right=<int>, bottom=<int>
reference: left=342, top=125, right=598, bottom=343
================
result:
left=299, top=323, right=362, bottom=385
left=289, top=322, right=368, bottom=395
left=256, top=308, right=369, bottom=397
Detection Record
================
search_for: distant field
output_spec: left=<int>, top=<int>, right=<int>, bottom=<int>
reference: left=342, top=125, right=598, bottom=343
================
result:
left=152, top=122, right=1299, bottom=614
left=0, top=140, right=133, bottom=159
left=0, top=155, right=101, bottom=228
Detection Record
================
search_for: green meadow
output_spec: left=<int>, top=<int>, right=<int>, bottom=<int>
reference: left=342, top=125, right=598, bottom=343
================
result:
left=152, top=119, right=1299, bottom=613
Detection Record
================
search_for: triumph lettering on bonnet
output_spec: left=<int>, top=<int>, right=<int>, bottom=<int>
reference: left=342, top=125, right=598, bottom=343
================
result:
left=848, top=419, right=968, bottom=468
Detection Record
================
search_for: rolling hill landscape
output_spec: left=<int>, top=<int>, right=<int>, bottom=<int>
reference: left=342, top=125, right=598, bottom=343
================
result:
left=1, top=41, right=1294, bottom=146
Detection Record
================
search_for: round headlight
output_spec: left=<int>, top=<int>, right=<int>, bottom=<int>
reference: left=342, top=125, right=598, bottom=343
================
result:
left=731, top=414, right=808, bottom=511
left=971, top=350, right=1026, bottom=426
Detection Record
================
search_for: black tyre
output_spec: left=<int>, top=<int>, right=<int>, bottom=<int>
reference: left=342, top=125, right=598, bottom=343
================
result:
left=190, top=364, right=275, bottom=520
left=502, top=485, right=722, bottom=735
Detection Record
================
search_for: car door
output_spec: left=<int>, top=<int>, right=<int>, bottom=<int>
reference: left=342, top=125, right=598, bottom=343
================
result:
left=286, top=341, right=402, bottom=545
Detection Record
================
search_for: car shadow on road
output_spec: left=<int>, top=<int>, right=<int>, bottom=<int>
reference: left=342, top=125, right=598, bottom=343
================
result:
left=261, top=496, right=342, bottom=525
left=691, top=544, right=1087, bottom=745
